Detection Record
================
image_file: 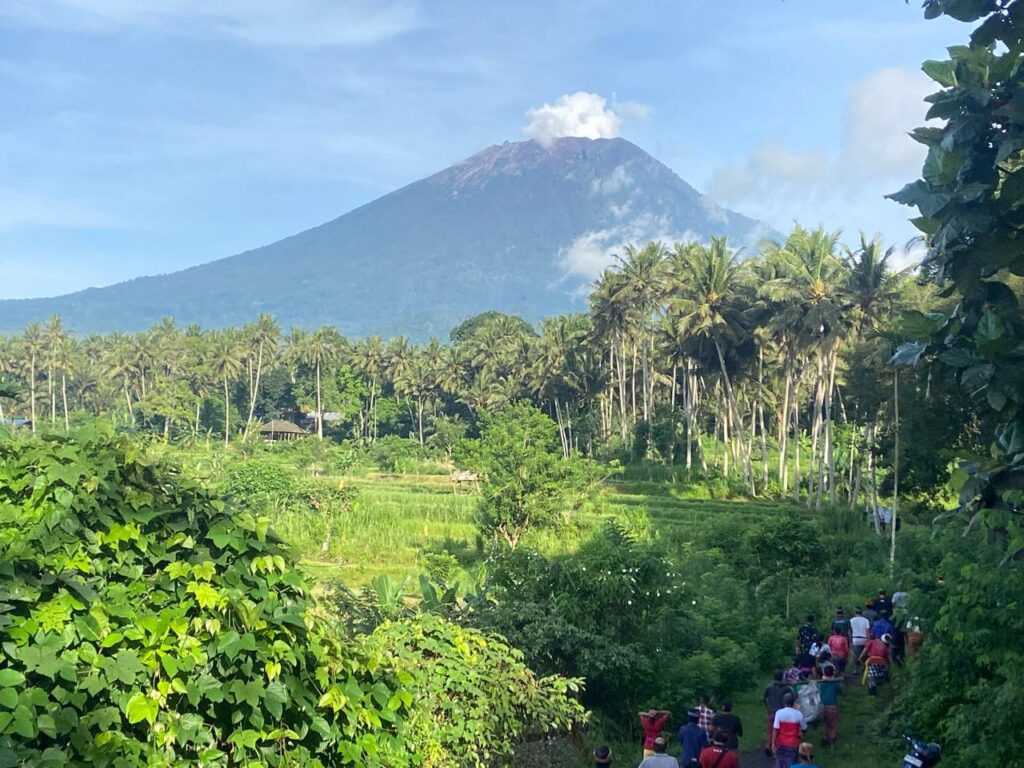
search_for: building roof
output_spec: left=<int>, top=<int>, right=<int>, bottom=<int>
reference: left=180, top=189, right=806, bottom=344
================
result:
left=258, top=419, right=306, bottom=435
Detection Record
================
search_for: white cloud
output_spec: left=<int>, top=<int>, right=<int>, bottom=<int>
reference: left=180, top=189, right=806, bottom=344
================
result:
left=842, top=67, right=934, bottom=178
left=559, top=213, right=698, bottom=285
left=523, top=92, right=626, bottom=146
left=705, top=67, right=936, bottom=242
left=591, top=165, right=634, bottom=196
left=0, top=0, right=419, bottom=47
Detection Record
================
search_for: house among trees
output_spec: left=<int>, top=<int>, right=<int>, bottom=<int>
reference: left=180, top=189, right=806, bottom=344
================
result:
left=258, top=419, right=307, bottom=442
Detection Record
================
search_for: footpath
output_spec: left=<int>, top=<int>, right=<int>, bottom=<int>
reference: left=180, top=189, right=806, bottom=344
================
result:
left=732, top=665, right=904, bottom=768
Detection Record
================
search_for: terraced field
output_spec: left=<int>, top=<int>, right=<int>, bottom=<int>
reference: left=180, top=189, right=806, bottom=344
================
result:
left=300, top=472, right=798, bottom=585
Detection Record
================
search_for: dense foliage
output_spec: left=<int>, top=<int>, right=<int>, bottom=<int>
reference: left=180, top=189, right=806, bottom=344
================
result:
left=892, top=0, right=1024, bottom=551
left=362, top=614, right=585, bottom=768
left=0, top=428, right=409, bottom=766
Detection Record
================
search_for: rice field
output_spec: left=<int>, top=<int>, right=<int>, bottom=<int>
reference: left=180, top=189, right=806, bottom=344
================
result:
left=289, top=470, right=802, bottom=585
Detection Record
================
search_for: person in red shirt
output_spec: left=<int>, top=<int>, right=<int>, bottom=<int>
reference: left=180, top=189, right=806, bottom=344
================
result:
left=699, top=731, right=739, bottom=768
left=639, top=709, right=671, bottom=756
left=859, top=634, right=891, bottom=695
left=826, top=629, right=850, bottom=675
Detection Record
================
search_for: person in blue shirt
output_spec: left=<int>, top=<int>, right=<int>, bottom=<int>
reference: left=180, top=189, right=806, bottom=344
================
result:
left=677, top=708, right=708, bottom=767
left=872, top=615, right=896, bottom=642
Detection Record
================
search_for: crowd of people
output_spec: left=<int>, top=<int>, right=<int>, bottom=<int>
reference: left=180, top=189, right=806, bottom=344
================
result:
left=594, top=589, right=924, bottom=768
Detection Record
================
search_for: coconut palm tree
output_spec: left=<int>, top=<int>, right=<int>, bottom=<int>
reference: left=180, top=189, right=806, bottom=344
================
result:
left=304, top=328, right=342, bottom=440
left=242, top=314, right=280, bottom=439
left=208, top=329, right=245, bottom=445
left=670, top=236, right=755, bottom=491
left=19, top=323, right=43, bottom=432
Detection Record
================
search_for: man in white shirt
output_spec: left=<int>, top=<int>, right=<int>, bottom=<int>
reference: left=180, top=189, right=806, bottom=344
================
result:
left=850, top=607, right=870, bottom=675
left=637, top=736, right=677, bottom=768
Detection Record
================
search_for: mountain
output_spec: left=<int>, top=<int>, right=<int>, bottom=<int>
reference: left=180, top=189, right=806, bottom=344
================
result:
left=0, top=137, right=775, bottom=338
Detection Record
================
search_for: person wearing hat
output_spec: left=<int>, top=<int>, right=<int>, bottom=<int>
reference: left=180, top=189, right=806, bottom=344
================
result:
left=859, top=632, right=892, bottom=695
left=677, top=708, right=709, bottom=768
left=698, top=730, right=739, bottom=768
left=637, top=735, right=676, bottom=768
left=593, top=744, right=613, bottom=767
left=638, top=709, right=671, bottom=757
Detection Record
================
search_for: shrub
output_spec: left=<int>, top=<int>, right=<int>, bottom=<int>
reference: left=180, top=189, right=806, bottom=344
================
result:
left=0, top=427, right=408, bottom=766
left=361, top=614, right=585, bottom=768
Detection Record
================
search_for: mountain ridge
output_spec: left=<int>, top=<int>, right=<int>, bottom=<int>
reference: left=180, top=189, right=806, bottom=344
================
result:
left=0, top=137, right=775, bottom=338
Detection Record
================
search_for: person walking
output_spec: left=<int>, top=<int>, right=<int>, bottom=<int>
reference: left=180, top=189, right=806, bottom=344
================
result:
left=771, top=692, right=807, bottom=768
left=710, top=699, right=743, bottom=750
left=797, top=742, right=821, bottom=767
left=872, top=613, right=896, bottom=644
left=850, top=607, right=870, bottom=674
left=762, top=671, right=793, bottom=756
left=830, top=608, right=851, bottom=641
left=796, top=616, right=818, bottom=655
left=677, top=709, right=709, bottom=768
left=860, top=634, right=892, bottom=695
left=695, top=696, right=715, bottom=739
left=699, top=731, right=739, bottom=768
left=826, top=627, right=850, bottom=676
left=637, top=736, right=677, bottom=768
left=905, top=616, right=924, bottom=658
left=639, top=709, right=672, bottom=757
left=873, top=589, right=893, bottom=618
left=594, top=745, right=614, bottom=767
left=818, top=664, right=842, bottom=747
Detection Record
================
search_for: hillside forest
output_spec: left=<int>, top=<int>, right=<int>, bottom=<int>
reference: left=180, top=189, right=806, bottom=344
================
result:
left=1, top=2, right=1023, bottom=767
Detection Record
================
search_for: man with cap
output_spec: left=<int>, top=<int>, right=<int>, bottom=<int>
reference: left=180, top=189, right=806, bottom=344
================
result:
left=698, top=731, right=739, bottom=768
left=637, top=736, right=677, bottom=768
left=677, top=708, right=709, bottom=768
left=594, top=744, right=613, bottom=767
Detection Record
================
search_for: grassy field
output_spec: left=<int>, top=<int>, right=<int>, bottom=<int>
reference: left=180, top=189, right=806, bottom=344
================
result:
left=293, top=470, right=800, bottom=585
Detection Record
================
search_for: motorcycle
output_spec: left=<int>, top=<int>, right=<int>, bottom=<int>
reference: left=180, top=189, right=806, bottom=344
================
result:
left=901, top=736, right=941, bottom=768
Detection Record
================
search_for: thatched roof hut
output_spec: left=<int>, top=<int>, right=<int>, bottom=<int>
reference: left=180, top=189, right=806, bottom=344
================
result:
left=258, top=419, right=307, bottom=441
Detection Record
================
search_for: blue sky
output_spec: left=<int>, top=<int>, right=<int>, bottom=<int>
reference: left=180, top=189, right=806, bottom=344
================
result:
left=0, top=1, right=963, bottom=299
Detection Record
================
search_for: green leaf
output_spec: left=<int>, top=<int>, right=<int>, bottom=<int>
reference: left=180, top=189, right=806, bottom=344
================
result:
left=0, top=671, right=25, bottom=687
left=124, top=693, right=159, bottom=725
left=922, top=58, right=956, bottom=88
left=0, top=690, right=17, bottom=710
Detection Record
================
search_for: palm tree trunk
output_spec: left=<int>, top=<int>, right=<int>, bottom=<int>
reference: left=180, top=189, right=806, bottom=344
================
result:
left=793, top=400, right=801, bottom=503
left=244, top=341, right=264, bottom=440
left=417, top=396, right=425, bottom=446
left=223, top=377, right=230, bottom=446
left=61, top=373, right=69, bottom=433
left=124, top=378, right=134, bottom=417
left=890, top=372, right=900, bottom=571
left=49, top=365, right=55, bottom=424
left=868, top=422, right=881, bottom=534
left=779, top=356, right=793, bottom=492
left=714, top=340, right=753, bottom=491
left=29, top=356, right=37, bottom=433
left=315, top=361, right=323, bottom=440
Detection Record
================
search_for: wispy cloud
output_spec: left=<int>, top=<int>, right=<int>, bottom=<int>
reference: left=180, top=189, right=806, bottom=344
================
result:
left=0, top=187, right=119, bottom=233
left=706, top=66, right=935, bottom=239
left=0, top=0, right=419, bottom=47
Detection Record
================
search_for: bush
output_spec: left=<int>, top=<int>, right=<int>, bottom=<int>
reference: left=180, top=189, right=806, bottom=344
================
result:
left=361, top=614, right=585, bottom=768
left=0, top=428, right=408, bottom=766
